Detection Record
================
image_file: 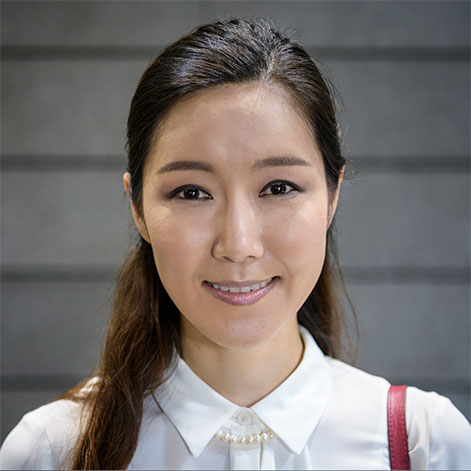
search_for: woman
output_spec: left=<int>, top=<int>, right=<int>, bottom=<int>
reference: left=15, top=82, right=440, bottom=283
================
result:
left=1, top=16, right=469, bottom=470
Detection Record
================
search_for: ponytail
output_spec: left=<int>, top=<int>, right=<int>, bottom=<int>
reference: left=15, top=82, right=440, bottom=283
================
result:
left=60, top=239, right=179, bottom=469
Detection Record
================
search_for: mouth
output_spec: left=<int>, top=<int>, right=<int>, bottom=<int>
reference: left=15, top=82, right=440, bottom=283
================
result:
left=202, top=276, right=279, bottom=306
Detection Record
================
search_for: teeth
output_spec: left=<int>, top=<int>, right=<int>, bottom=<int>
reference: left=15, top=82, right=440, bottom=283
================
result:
left=209, top=278, right=273, bottom=293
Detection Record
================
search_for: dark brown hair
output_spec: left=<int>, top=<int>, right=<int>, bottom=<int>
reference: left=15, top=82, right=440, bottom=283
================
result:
left=60, top=16, right=355, bottom=469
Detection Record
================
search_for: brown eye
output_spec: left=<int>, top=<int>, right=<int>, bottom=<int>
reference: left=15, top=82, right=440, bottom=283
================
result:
left=168, top=185, right=212, bottom=201
left=183, top=188, right=201, bottom=199
left=270, top=183, right=287, bottom=195
left=260, top=180, right=299, bottom=197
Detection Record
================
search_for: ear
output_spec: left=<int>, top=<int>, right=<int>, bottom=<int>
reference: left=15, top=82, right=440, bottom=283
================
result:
left=328, top=165, right=345, bottom=228
left=123, top=172, right=151, bottom=243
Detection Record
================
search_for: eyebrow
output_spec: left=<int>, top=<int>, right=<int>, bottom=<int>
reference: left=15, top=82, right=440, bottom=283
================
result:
left=156, top=156, right=312, bottom=174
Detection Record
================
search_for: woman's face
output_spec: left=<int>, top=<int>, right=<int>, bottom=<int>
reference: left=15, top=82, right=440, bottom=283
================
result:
left=124, top=82, right=342, bottom=351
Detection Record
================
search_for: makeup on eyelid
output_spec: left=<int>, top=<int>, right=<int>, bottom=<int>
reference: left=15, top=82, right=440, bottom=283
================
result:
left=164, top=180, right=304, bottom=201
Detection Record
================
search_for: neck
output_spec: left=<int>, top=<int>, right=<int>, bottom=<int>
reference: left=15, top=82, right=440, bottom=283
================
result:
left=180, top=319, right=304, bottom=407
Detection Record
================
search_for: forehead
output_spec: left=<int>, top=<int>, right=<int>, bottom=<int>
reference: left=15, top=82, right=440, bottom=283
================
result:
left=148, top=81, right=322, bottom=170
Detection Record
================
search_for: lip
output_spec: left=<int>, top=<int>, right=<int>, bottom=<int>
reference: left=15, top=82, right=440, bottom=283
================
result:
left=202, top=277, right=279, bottom=306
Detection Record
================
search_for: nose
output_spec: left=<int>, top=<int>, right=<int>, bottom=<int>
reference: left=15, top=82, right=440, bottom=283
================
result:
left=211, top=195, right=264, bottom=263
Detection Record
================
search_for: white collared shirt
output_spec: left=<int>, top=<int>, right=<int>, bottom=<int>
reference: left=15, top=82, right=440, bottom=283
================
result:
left=1, top=326, right=470, bottom=470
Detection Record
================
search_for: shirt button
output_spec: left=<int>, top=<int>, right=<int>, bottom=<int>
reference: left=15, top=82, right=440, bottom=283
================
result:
left=236, top=410, right=253, bottom=425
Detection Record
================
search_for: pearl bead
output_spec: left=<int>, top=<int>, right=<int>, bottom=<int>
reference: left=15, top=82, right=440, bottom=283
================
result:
left=214, top=428, right=275, bottom=445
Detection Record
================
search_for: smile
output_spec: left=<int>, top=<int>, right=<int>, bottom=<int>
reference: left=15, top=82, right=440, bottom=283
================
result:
left=207, top=277, right=273, bottom=293
left=202, top=277, right=279, bottom=306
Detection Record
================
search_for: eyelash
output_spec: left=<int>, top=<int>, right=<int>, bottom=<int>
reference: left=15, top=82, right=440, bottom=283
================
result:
left=167, top=180, right=301, bottom=201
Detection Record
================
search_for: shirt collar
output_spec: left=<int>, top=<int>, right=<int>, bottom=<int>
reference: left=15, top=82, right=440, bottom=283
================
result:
left=251, top=326, right=332, bottom=454
left=153, top=325, right=332, bottom=457
left=153, top=355, right=239, bottom=457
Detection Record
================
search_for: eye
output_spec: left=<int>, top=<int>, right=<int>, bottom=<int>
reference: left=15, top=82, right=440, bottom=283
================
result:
left=168, top=185, right=212, bottom=201
left=259, top=180, right=300, bottom=197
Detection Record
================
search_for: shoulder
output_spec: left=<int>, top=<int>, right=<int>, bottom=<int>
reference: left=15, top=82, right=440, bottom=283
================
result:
left=0, top=391, right=89, bottom=470
left=324, top=358, right=391, bottom=433
left=0, top=399, right=81, bottom=470
left=326, top=357, right=391, bottom=406
left=406, top=386, right=471, bottom=469
left=325, top=359, right=471, bottom=469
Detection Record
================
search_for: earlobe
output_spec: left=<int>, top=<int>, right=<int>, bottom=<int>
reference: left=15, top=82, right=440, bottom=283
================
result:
left=123, top=171, right=132, bottom=199
left=122, top=172, right=151, bottom=244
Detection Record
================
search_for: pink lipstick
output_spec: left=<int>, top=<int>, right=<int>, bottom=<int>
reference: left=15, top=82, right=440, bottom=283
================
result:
left=202, top=277, right=278, bottom=306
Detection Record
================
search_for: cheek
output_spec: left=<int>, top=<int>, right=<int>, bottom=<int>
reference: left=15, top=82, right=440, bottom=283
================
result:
left=274, top=203, right=327, bottom=248
left=267, top=201, right=328, bottom=293
left=144, top=209, right=211, bottom=291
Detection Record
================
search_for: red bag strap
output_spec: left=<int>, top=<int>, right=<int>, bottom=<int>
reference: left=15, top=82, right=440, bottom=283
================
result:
left=387, top=385, right=410, bottom=470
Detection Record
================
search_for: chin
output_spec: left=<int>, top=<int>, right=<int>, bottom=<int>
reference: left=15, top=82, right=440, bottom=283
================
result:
left=205, top=314, right=287, bottom=351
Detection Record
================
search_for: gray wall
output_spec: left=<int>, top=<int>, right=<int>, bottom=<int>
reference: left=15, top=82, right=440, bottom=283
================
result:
left=1, top=0, right=470, bottom=442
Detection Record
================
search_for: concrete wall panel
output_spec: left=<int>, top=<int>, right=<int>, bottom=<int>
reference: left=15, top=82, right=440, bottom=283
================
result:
left=2, top=1, right=469, bottom=48
left=2, top=61, right=468, bottom=157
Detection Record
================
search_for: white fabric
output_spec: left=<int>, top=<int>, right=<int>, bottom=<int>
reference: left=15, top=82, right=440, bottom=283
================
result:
left=1, top=326, right=470, bottom=470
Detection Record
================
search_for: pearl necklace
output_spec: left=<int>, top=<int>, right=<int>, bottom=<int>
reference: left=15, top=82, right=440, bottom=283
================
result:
left=150, top=390, right=276, bottom=446
left=214, top=428, right=276, bottom=445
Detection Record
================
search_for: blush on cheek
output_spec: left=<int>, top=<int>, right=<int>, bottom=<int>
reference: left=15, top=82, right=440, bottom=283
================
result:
left=147, top=212, right=209, bottom=259
left=275, top=204, right=328, bottom=258
left=278, top=208, right=328, bottom=299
